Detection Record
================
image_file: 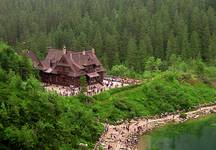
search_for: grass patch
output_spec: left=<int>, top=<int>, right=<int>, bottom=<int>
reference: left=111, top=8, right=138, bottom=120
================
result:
left=92, top=72, right=216, bottom=123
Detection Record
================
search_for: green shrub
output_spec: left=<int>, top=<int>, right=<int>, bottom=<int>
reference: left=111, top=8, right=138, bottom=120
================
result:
left=78, top=94, right=95, bottom=104
left=93, top=91, right=111, bottom=101
left=205, top=66, right=216, bottom=80
left=114, top=99, right=131, bottom=111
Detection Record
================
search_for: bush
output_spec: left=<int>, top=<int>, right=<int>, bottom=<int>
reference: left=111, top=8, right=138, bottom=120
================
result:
left=145, top=57, right=162, bottom=73
left=195, top=59, right=205, bottom=77
left=110, top=65, right=129, bottom=76
left=93, top=91, right=111, bottom=101
left=205, top=66, right=216, bottom=80
left=78, top=94, right=95, bottom=104
left=114, top=99, right=131, bottom=111
left=162, top=71, right=179, bottom=82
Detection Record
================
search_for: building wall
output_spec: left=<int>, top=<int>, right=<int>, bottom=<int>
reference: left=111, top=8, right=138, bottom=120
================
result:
left=39, top=71, right=105, bottom=87
left=40, top=71, right=80, bottom=87
left=98, top=71, right=104, bottom=83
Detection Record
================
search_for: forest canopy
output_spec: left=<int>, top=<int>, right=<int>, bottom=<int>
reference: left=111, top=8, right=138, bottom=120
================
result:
left=0, top=0, right=215, bottom=72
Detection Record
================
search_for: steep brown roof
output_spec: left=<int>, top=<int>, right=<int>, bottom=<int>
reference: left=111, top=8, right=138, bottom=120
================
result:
left=25, top=50, right=40, bottom=67
left=29, top=48, right=105, bottom=77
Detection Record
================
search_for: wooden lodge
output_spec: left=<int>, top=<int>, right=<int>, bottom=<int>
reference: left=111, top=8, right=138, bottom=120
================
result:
left=26, top=47, right=105, bottom=87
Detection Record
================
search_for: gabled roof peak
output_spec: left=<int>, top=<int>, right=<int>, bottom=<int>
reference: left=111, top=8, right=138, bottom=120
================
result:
left=39, top=48, right=104, bottom=76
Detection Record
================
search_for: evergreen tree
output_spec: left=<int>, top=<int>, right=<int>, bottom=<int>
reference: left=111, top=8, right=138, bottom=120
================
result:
left=208, top=35, right=216, bottom=64
left=126, top=38, right=138, bottom=71
left=200, top=14, right=211, bottom=60
left=152, top=18, right=164, bottom=58
left=207, top=7, right=216, bottom=35
left=113, top=52, right=120, bottom=65
left=166, top=31, right=178, bottom=59
left=103, top=33, right=118, bottom=68
left=190, top=31, right=201, bottom=59
left=77, top=32, right=88, bottom=50
left=195, top=59, right=205, bottom=78
left=92, top=29, right=103, bottom=56
left=176, top=19, right=189, bottom=59
left=138, top=34, right=153, bottom=71
left=80, top=76, right=87, bottom=94
left=137, top=40, right=146, bottom=72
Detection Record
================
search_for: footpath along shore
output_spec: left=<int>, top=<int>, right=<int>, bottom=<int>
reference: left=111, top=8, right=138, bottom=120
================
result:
left=94, top=103, right=216, bottom=150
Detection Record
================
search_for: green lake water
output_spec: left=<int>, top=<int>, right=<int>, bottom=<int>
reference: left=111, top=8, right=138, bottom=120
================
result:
left=137, top=115, right=216, bottom=150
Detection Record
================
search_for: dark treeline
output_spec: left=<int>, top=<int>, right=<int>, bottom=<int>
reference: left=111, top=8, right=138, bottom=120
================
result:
left=0, top=0, right=216, bottom=71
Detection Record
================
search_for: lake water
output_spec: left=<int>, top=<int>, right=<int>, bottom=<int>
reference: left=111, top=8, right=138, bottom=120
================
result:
left=137, top=115, right=216, bottom=150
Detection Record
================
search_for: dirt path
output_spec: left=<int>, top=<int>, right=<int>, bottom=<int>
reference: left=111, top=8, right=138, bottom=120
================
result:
left=95, top=104, right=216, bottom=150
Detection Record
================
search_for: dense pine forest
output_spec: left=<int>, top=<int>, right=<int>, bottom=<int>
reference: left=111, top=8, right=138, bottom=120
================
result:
left=0, top=0, right=216, bottom=71
left=0, top=0, right=216, bottom=149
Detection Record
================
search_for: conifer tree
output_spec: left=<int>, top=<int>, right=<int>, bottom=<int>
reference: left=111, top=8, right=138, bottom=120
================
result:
left=138, top=34, right=153, bottom=71
left=92, top=30, right=103, bottom=56
left=126, top=38, right=137, bottom=71
left=80, top=76, right=87, bottom=94
left=208, top=35, right=216, bottom=63
left=166, top=31, right=178, bottom=59
left=190, top=31, right=201, bottom=59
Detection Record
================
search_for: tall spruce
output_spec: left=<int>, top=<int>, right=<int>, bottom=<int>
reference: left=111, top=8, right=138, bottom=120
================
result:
left=126, top=38, right=138, bottom=71
left=167, top=31, right=178, bottom=59
left=190, top=31, right=201, bottom=59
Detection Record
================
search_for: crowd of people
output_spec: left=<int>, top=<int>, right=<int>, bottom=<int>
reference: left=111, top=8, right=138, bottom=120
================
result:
left=44, top=76, right=141, bottom=96
left=104, top=76, right=141, bottom=85
left=44, top=84, right=80, bottom=96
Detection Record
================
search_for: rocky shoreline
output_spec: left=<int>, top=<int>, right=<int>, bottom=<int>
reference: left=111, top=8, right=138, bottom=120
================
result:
left=94, top=103, right=216, bottom=150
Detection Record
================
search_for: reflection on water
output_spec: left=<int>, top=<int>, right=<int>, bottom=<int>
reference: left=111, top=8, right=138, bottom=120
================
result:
left=137, top=116, right=216, bottom=150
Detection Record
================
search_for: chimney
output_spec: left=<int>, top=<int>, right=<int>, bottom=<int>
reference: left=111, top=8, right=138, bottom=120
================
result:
left=82, top=50, right=86, bottom=55
left=92, top=48, right=95, bottom=54
left=63, top=45, right=66, bottom=54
